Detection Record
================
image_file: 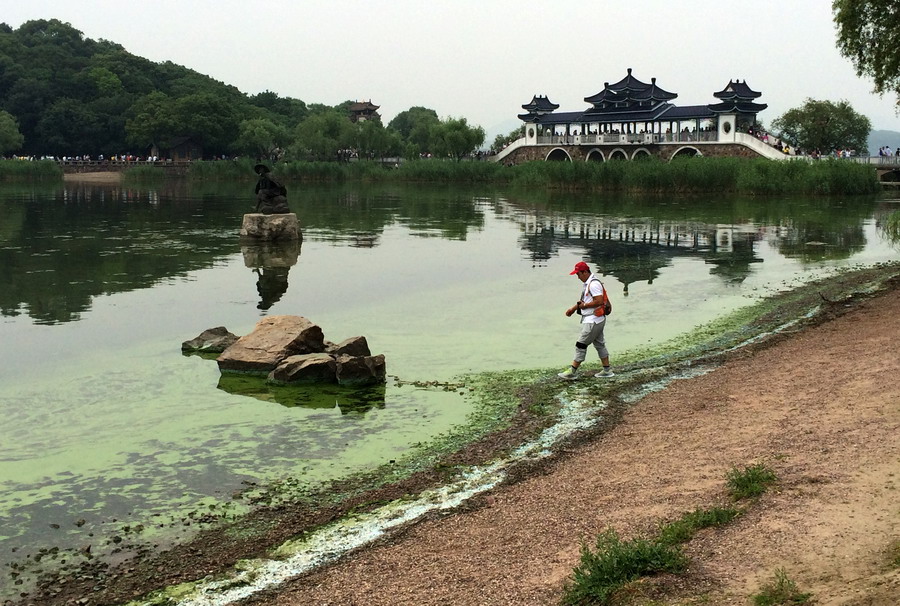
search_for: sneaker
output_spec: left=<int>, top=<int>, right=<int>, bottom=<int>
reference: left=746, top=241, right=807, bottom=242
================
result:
left=557, top=367, right=577, bottom=380
left=596, top=368, right=615, bottom=378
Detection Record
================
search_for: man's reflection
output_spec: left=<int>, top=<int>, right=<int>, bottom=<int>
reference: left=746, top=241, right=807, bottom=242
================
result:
left=254, top=266, right=290, bottom=310
left=241, top=240, right=301, bottom=312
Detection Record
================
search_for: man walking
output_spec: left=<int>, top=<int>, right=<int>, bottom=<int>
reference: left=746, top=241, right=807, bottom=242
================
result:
left=558, top=261, right=613, bottom=380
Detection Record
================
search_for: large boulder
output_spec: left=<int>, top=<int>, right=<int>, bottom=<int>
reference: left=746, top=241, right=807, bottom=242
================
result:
left=336, top=354, right=386, bottom=386
left=325, top=336, right=371, bottom=357
left=217, top=315, right=325, bottom=374
left=182, top=326, right=239, bottom=353
left=268, top=353, right=337, bottom=384
left=240, top=213, right=301, bottom=241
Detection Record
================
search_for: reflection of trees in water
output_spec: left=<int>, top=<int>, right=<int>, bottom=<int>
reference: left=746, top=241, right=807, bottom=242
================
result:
left=773, top=223, right=866, bottom=262
left=875, top=206, right=900, bottom=245
left=0, top=182, right=881, bottom=323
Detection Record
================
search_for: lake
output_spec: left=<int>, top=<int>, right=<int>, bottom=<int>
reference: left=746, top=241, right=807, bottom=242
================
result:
left=1, top=179, right=898, bottom=597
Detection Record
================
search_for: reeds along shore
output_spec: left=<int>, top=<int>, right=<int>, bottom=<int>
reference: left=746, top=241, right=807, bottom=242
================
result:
left=187, top=156, right=882, bottom=195
left=1, top=157, right=882, bottom=196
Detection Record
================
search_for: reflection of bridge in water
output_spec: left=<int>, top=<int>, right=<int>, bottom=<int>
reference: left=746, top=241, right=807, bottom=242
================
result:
left=515, top=213, right=764, bottom=289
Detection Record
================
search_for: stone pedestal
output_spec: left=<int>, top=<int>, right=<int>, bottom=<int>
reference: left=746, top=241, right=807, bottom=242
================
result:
left=240, top=213, right=301, bottom=241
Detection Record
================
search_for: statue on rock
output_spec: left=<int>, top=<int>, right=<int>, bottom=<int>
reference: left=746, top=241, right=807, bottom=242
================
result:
left=253, top=164, right=289, bottom=214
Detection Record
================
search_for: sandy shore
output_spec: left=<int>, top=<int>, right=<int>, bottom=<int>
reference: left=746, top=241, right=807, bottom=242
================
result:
left=254, top=278, right=900, bottom=605
left=62, top=171, right=123, bottom=184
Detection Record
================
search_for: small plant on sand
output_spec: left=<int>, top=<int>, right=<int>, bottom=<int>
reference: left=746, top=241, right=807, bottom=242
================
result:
left=656, top=507, right=741, bottom=546
left=562, top=529, right=687, bottom=605
left=888, top=539, right=900, bottom=568
left=726, top=463, right=777, bottom=500
left=751, top=568, right=812, bottom=605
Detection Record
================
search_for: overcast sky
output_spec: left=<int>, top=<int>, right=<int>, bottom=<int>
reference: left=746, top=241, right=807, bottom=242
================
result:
left=5, top=0, right=900, bottom=140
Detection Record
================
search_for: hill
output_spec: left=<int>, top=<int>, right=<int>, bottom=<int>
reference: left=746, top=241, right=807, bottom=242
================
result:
left=0, top=19, right=309, bottom=157
left=868, top=129, right=900, bottom=156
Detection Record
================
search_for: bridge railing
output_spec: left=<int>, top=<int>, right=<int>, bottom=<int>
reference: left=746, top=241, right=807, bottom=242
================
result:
left=536, top=131, right=719, bottom=146
left=848, top=156, right=900, bottom=166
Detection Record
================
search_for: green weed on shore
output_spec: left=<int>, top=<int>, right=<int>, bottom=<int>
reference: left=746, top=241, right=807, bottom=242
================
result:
left=0, top=159, right=62, bottom=181
left=562, top=465, right=777, bottom=605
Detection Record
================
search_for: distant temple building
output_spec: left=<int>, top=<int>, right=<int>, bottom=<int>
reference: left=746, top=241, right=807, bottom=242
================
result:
left=348, top=100, right=381, bottom=123
left=517, top=68, right=767, bottom=142
left=493, top=68, right=780, bottom=163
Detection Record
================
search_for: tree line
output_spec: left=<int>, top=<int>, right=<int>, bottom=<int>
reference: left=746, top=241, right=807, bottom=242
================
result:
left=0, top=19, right=485, bottom=161
left=0, top=7, right=894, bottom=163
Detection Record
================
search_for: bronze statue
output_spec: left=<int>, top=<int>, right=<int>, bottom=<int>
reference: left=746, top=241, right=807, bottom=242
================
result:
left=254, top=164, right=289, bottom=214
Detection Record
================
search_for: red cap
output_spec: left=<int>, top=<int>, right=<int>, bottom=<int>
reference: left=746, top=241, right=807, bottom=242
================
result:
left=570, top=261, right=590, bottom=275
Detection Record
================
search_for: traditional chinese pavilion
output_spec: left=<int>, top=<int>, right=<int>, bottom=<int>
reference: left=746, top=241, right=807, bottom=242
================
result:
left=517, top=68, right=767, bottom=140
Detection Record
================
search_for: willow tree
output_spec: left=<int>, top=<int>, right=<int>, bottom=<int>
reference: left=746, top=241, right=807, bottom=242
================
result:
left=833, top=0, right=900, bottom=104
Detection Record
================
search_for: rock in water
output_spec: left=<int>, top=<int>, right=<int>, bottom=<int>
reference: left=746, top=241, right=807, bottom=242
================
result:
left=217, top=315, right=325, bottom=374
left=240, top=213, right=301, bottom=241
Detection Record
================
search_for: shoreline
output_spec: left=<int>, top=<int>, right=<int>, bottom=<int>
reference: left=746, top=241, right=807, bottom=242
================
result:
left=62, top=171, right=123, bottom=184
left=15, top=263, right=900, bottom=606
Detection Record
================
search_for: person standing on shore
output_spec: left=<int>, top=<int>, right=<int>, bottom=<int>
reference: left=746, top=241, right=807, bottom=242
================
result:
left=558, top=261, right=613, bottom=380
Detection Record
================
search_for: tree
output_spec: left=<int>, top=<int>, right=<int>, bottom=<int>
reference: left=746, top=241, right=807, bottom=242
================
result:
left=0, top=109, right=24, bottom=154
left=491, top=125, right=525, bottom=153
left=125, top=91, right=177, bottom=149
left=428, top=117, right=485, bottom=161
left=171, top=92, right=244, bottom=154
left=35, top=98, right=102, bottom=155
left=833, top=1, right=900, bottom=104
left=770, top=98, right=871, bottom=154
left=388, top=106, right=439, bottom=155
left=234, top=118, right=289, bottom=160
left=289, top=109, right=356, bottom=161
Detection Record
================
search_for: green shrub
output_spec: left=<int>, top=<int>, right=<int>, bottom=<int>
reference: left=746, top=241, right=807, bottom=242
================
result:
left=727, top=463, right=778, bottom=500
left=752, top=568, right=812, bottom=605
left=562, top=529, right=687, bottom=605
left=656, top=507, right=741, bottom=546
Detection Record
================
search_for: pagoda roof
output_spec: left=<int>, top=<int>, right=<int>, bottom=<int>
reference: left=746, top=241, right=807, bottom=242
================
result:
left=713, top=79, right=762, bottom=100
left=349, top=101, right=380, bottom=112
left=522, top=95, right=559, bottom=112
left=525, top=104, right=717, bottom=126
left=708, top=100, right=768, bottom=114
left=517, top=69, right=766, bottom=126
left=584, top=68, right=678, bottom=106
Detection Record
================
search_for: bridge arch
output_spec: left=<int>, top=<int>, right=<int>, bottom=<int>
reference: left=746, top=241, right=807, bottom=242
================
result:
left=631, top=148, right=652, bottom=161
left=879, top=168, right=900, bottom=182
left=545, top=147, right=573, bottom=162
left=670, top=146, right=702, bottom=160
left=608, top=148, right=629, bottom=161
left=585, top=148, right=605, bottom=162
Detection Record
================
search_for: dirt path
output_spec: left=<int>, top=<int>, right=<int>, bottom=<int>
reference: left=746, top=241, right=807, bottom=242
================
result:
left=251, top=287, right=900, bottom=605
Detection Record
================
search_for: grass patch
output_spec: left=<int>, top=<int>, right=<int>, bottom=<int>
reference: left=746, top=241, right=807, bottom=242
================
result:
left=123, top=165, right=166, bottom=181
left=0, top=158, right=63, bottom=181
left=727, top=463, right=778, bottom=500
left=562, top=529, right=688, bottom=605
left=563, top=505, right=740, bottom=604
left=656, top=507, right=741, bottom=547
left=751, top=568, right=812, bottom=605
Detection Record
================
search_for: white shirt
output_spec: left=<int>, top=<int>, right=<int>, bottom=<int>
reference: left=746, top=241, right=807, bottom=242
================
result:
left=580, top=273, right=606, bottom=324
